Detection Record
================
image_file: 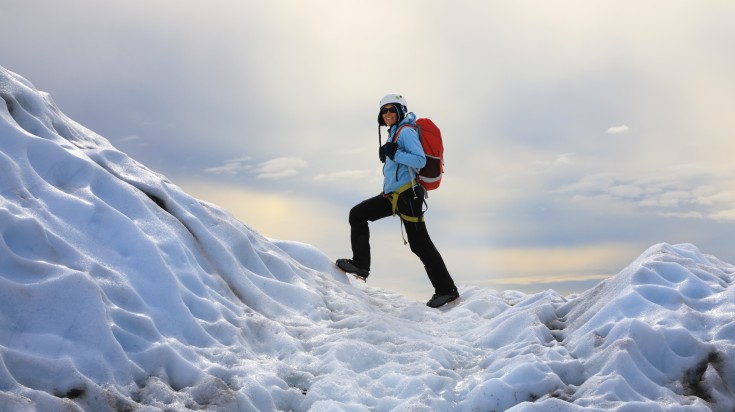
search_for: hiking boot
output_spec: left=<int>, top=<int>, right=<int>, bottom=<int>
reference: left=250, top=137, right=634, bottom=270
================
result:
left=336, top=259, right=369, bottom=281
left=426, top=289, right=460, bottom=308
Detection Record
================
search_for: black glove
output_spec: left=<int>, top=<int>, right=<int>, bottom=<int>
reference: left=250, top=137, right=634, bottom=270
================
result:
left=382, top=142, right=398, bottom=161
left=379, top=146, right=386, bottom=163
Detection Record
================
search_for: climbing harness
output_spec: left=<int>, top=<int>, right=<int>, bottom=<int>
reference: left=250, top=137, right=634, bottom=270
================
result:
left=384, top=181, right=427, bottom=244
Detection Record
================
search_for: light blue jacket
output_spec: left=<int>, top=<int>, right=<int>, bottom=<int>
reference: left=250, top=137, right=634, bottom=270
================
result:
left=383, top=112, right=426, bottom=194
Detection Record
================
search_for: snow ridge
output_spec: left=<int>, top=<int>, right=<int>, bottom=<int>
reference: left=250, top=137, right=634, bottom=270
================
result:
left=1, top=66, right=735, bottom=411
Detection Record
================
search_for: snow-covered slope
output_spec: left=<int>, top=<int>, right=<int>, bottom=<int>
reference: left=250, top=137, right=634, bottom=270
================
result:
left=1, top=66, right=734, bottom=411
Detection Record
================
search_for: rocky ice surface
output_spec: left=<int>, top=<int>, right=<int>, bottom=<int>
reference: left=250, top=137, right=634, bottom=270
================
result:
left=1, top=66, right=734, bottom=411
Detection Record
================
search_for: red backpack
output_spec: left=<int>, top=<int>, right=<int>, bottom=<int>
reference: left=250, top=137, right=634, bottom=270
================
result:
left=393, top=118, right=444, bottom=190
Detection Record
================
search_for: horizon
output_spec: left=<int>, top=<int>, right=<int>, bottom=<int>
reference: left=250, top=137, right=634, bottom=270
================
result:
left=2, top=1, right=734, bottom=300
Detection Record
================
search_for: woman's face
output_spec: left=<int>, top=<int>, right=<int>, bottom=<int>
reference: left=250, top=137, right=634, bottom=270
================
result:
left=381, top=105, right=398, bottom=126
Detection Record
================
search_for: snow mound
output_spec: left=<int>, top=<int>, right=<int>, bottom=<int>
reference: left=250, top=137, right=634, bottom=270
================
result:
left=1, top=66, right=734, bottom=411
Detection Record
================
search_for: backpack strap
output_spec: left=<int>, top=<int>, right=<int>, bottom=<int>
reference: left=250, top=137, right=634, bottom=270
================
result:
left=391, top=124, right=416, bottom=143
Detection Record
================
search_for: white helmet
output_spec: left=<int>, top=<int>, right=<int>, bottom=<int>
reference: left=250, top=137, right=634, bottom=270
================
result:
left=378, top=93, right=408, bottom=126
left=379, top=93, right=408, bottom=109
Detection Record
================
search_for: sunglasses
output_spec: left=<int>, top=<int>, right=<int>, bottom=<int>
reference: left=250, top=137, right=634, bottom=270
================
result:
left=381, top=106, right=398, bottom=115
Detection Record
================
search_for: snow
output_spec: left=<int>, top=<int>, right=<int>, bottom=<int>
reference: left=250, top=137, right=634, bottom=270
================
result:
left=1, top=65, right=735, bottom=411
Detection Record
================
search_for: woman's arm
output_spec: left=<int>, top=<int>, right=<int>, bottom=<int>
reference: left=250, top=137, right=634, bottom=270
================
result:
left=393, top=126, right=426, bottom=169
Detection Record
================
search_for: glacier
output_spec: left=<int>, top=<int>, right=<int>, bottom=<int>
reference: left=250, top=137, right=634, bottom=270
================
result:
left=1, top=65, right=734, bottom=411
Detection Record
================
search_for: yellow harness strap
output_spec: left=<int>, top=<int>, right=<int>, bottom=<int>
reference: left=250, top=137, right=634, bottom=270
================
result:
left=386, top=181, right=424, bottom=223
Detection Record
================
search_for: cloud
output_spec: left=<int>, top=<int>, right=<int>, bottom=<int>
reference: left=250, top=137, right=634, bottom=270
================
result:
left=204, top=157, right=252, bottom=176
left=553, top=153, right=576, bottom=166
left=118, top=135, right=142, bottom=143
left=179, top=179, right=344, bottom=244
left=554, top=166, right=735, bottom=221
left=605, top=125, right=629, bottom=135
left=314, top=170, right=373, bottom=182
left=205, top=156, right=312, bottom=180
left=255, top=157, right=308, bottom=180
left=448, top=243, right=639, bottom=283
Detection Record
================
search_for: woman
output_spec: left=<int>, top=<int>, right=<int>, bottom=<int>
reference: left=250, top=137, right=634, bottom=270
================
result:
left=336, top=93, right=459, bottom=308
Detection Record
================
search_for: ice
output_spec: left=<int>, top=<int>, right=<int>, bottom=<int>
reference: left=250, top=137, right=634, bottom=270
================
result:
left=2, top=65, right=735, bottom=411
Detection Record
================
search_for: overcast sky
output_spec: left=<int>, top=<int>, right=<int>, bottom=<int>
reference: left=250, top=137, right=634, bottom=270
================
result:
left=3, top=0, right=734, bottom=300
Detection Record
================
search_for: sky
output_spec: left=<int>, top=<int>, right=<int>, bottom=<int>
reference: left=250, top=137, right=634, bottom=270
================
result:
left=2, top=0, right=734, bottom=300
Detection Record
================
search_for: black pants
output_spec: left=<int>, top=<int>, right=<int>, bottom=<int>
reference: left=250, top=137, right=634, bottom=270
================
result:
left=349, top=188, right=457, bottom=295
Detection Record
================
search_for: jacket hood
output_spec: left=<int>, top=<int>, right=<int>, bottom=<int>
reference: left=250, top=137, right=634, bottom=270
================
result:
left=390, top=112, right=416, bottom=131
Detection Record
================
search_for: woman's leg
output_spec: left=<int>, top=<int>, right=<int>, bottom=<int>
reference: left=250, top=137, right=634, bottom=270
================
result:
left=404, top=220, right=457, bottom=294
left=398, top=189, right=457, bottom=294
left=349, top=194, right=393, bottom=270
